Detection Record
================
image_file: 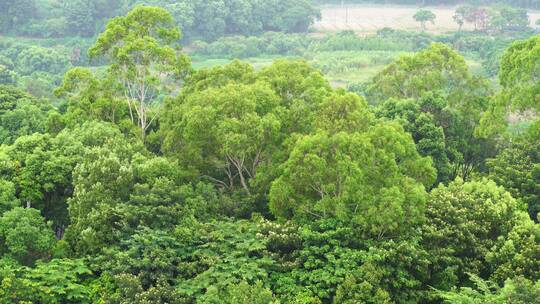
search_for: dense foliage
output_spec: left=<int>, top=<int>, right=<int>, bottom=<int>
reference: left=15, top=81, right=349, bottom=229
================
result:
left=1, top=3, right=540, bottom=304
left=0, top=0, right=320, bottom=41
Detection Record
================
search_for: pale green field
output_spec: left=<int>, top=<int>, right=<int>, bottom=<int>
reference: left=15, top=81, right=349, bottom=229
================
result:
left=191, top=50, right=483, bottom=89
left=191, top=50, right=410, bottom=89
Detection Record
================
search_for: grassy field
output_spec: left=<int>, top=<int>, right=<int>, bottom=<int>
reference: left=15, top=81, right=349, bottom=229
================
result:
left=307, top=50, right=404, bottom=86
left=191, top=51, right=400, bottom=88
left=191, top=49, right=483, bottom=89
left=315, top=4, right=540, bottom=34
left=190, top=55, right=297, bottom=70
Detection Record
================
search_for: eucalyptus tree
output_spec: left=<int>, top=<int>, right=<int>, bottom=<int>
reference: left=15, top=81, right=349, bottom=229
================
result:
left=89, top=6, right=191, bottom=141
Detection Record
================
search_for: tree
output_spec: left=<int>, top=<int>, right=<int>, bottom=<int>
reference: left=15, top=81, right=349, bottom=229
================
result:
left=375, top=96, right=452, bottom=184
left=0, top=121, right=139, bottom=235
left=461, top=6, right=492, bottom=31
left=55, top=67, right=132, bottom=129
left=0, top=85, right=34, bottom=115
left=269, top=122, right=436, bottom=238
left=499, top=7, right=529, bottom=31
left=487, top=219, right=540, bottom=284
left=453, top=6, right=470, bottom=31
left=16, top=46, right=71, bottom=76
left=0, top=65, right=17, bottom=85
left=437, top=275, right=540, bottom=304
left=0, top=101, right=54, bottom=145
left=89, top=6, right=191, bottom=141
left=266, top=218, right=430, bottom=303
left=156, top=0, right=320, bottom=42
left=0, top=258, right=92, bottom=304
left=480, top=35, right=540, bottom=134
left=162, top=81, right=281, bottom=196
left=94, top=228, right=186, bottom=289
left=315, top=92, right=373, bottom=134
left=0, top=180, right=19, bottom=214
left=366, top=45, right=495, bottom=181
left=413, top=9, right=436, bottom=31
left=498, top=35, right=540, bottom=112
left=0, top=85, right=56, bottom=145
left=64, top=134, right=215, bottom=254
left=422, top=179, right=525, bottom=289
left=64, top=141, right=137, bottom=254
left=161, top=60, right=332, bottom=201
left=365, top=43, right=488, bottom=107
left=0, top=207, right=56, bottom=265
left=174, top=219, right=274, bottom=301
left=201, top=281, right=279, bottom=304
left=0, top=133, right=79, bottom=229
left=90, top=273, right=185, bottom=304
left=257, top=60, right=332, bottom=135
left=267, top=0, right=321, bottom=33
left=488, top=120, right=540, bottom=221
left=489, top=7, right=529, bottom=33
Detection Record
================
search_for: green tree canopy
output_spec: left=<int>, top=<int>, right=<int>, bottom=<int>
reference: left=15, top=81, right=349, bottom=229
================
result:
left=422, top=179, right=526, bottom=289
left=365, top=43, right=489, bottom=108
left=269, top=122, right=436, bottom=238
left=0, top=207, right=56, bottom=266
left=480, top=35, right=540, bottom=134
left=88, top=5, right=191, bottom=141
left=488, top=120, right=540, bottom=221
left=437, top=275, right=540, bottom=304
left=161, top=60, right=332, bottom=207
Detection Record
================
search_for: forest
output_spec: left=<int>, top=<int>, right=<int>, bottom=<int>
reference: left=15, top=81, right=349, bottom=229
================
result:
left=0, top=0, right=540, bottom=303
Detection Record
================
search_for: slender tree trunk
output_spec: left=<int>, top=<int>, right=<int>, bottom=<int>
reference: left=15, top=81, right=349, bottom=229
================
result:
left=140, top=102, right=146, bottom=142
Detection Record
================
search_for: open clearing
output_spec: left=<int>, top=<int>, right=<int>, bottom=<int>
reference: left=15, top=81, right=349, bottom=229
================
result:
left=315, top=4, right=540, bottom=33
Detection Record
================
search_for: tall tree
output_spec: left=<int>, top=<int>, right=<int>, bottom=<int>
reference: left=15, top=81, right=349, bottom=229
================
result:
left=161, top=60, right=332, bottom=202
left=269, top=122, right=436, bottom=238
left=413, top=9, right=436, bottom=31
left=365, top=43, right=489, bottom=107
left=453, top=6, right=469, bottom=31
left=89, top=6, right=191, bottom=141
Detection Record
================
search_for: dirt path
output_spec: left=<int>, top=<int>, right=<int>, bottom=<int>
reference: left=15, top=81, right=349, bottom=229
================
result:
left=315, top=4, right=540, bottom=33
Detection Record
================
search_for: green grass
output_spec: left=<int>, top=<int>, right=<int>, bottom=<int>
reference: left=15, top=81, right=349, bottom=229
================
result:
left=191, top=55, right=301, bottom=70
left=87, top=52, right=487, bottom=93
left=306, top=50, right=407, bottom=87
left=191, top=50, right=411, bottom=88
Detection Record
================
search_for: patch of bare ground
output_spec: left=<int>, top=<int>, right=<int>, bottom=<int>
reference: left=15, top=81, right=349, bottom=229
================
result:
left=315, top=4, right=540, bottom=34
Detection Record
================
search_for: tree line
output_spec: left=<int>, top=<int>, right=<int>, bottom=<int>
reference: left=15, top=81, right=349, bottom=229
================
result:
left=0, top=0, right=320, bottom=40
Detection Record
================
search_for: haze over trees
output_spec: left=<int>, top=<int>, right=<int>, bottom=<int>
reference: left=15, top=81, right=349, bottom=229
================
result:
left=0, top=0, right=321, bottom=40
left=0, top=1, right=540, bottom=303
